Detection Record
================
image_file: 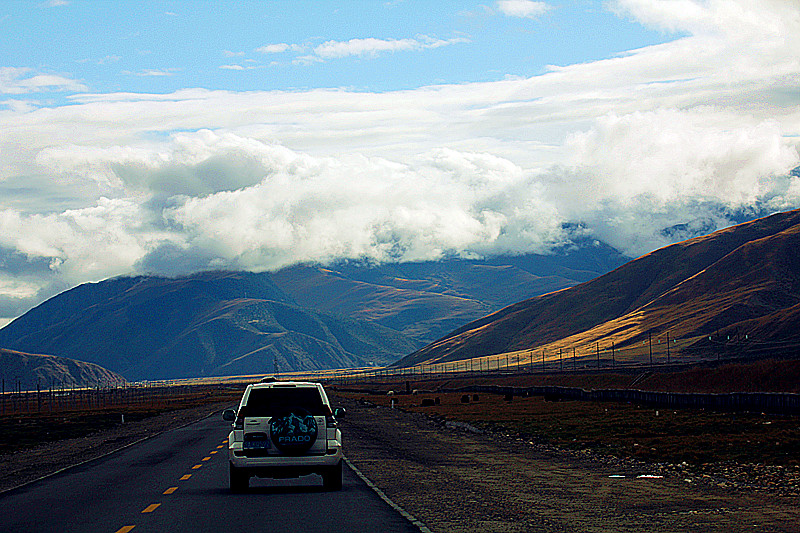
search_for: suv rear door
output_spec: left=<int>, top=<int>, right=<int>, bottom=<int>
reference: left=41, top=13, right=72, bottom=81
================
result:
left=240, top=385, right=328, bottom=455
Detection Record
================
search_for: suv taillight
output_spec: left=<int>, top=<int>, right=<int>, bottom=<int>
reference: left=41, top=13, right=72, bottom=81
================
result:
left=234, top=416, right=244, bottom=430
left=326, top=415, right=337, bottom=428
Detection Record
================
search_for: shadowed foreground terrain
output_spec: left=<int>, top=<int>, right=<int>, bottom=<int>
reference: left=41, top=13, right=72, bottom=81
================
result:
left=3, top=361, right=799, bottom=531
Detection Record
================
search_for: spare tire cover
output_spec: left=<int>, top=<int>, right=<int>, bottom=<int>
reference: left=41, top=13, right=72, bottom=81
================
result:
left=269, top=407, right=318, bottom=455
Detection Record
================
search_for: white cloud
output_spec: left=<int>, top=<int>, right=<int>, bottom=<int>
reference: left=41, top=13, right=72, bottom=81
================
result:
left=0, top=278, right=39, bottom=300
left=611, top=0, right=799, bottom=38
left=256, top=43, right=304, bottom=54
left=551, top=109, right=799, bottom=253
left=160, top=146, right=557, bottom=269
left=122, top=68, right=180, bottom=77
left=292, top=55, right=322, bottom=67
left=0, top=198, right=159, bottom=287
left=97, top=55, right=121, bottom=65
left=313, top=36, right=467, bottom=59
left=34, top=129, right=281, bottom=196
left=220, top=62, right=262, bottom=71
left=0, top=0, right=799, bottom=321
left=0, top=67, right=86, bottom=94
left=253, top=36, right=466, bottom=64
left=496, top=0, right=549, bottom=19
left=1, top=99, right=39, bottom=113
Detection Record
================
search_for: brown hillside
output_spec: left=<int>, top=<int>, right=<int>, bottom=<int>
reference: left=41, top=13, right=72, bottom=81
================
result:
left=623, top=221, right=800, bottom=342
left=0, top=348, right=126, bottom=390
left=399, top=209, right=800, bottom=365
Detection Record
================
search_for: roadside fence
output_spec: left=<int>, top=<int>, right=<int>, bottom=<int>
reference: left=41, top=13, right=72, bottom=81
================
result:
left=0, top=382, right=235, bottom=417
left=323, top=334, right=800, bottom=386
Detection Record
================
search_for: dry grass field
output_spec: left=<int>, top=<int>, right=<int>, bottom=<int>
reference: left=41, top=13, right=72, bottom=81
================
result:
left=332, top=358, right=800, bottom=466
left=337, top=390, right=799, bottom=466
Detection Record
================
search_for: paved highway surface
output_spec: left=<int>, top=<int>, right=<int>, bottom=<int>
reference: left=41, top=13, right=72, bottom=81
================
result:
left=0, top=412, right=421, bottom=533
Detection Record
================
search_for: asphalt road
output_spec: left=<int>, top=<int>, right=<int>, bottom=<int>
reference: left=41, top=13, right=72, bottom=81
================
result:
left=0, top=412, right=422, bottom=533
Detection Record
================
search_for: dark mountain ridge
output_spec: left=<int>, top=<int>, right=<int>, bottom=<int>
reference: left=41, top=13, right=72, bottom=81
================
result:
left=0, top=246, right=628, bottom=380
left=0, top=271, right=419, bottom=380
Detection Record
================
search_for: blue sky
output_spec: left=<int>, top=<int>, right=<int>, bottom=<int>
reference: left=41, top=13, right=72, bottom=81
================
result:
left=3, top=1, right=675, bottom=95
left=0, top=0, right=799, bottom=326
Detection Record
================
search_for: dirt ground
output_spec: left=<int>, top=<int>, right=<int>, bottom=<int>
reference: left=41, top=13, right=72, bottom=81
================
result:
left=334, top=395, right=800, bottom=533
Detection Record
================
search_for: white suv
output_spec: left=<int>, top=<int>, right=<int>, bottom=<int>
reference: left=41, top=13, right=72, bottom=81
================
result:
left=222, top=380, right=344, bottom=492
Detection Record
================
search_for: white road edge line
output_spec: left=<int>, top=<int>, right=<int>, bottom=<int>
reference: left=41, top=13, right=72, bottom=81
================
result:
left=343, top=456, right=432, bottom=533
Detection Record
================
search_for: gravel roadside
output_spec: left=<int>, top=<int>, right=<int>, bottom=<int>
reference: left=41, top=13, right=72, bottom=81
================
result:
left=335, top=395, right=800, bottom=533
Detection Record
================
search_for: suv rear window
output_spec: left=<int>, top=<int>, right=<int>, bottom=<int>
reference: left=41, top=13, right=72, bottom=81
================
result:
left=240, top=387, right=327, bottom=417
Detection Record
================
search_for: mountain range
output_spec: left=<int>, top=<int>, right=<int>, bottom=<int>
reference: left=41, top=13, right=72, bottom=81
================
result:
left=0, top=244, right=625, bottom=380
left=399, top=209, right=800, bottom=366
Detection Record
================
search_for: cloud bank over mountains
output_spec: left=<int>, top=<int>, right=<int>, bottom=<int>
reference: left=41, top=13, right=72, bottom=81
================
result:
left=0, top=0, right=799, bottom=324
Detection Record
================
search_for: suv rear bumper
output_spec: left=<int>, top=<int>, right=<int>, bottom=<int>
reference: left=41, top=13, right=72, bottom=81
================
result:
left=228, top=431, right=343, bottom=472
left=233, top=460, right=341, bottom=480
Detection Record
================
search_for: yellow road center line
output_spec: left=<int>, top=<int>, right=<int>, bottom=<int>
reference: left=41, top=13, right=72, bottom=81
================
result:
left=141, top=504, right=161, bottom=513
left=216, top=445, right=224, bottom=449
left=115, top=526, right=135, bottom=533
left=222, top=439, right=228, bottom=443
left=202, top=456, right=211, bottom=461
left=210, top=450, right=218, bottom=454
left=191, top=464, right=202, bottom=470
left=163, top=487, right=178, bottom=495
left=180, top=474, right=192, bottom=481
